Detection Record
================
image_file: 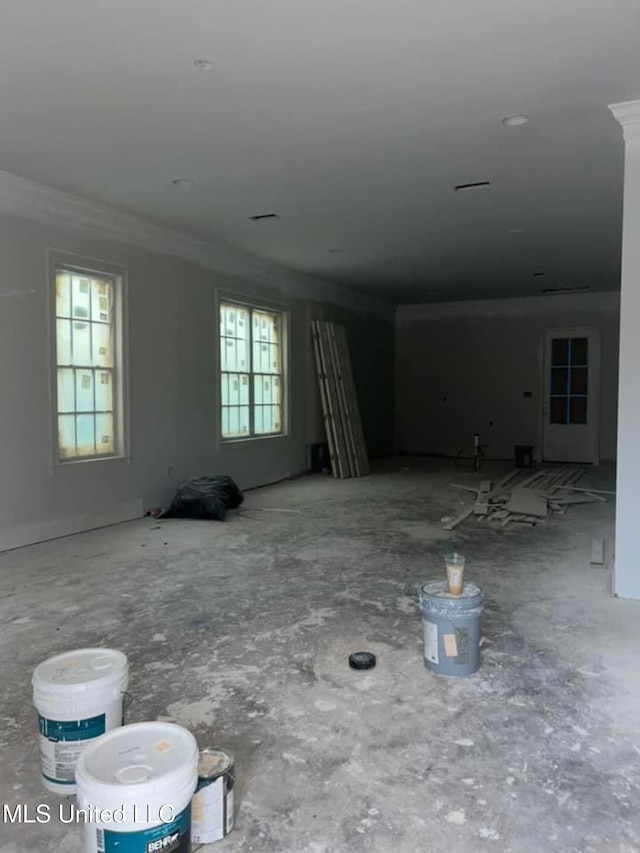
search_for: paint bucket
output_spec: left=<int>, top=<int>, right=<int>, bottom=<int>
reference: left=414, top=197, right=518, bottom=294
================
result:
left=419, top=580, right=484, bottom=677
left=76, top=721, right=198, bottom=853
left=192, top=748, right=235, bottom=844
left=32, top=648, right=128, bottom=794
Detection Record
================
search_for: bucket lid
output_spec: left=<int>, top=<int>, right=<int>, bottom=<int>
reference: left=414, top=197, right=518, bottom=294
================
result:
left=420, top=580, right=483, bottom=609
left=32, top=648, right=128, bottom=694
left=76, top=722, right=198, bottom=798
left=198, top=748, right=234, bottom=779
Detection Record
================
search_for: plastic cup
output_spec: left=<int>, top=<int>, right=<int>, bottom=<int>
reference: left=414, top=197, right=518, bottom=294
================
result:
left=445, top=553, right=466, bottom=595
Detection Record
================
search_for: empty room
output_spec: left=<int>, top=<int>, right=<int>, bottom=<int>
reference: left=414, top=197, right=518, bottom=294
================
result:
left=1, top=1, right=640, bottom=852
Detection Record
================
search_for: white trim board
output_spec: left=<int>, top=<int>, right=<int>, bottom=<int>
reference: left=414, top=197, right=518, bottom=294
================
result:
left=0, top=170, right=392, bottom=320
left=396, top=291, right=620, bottom=322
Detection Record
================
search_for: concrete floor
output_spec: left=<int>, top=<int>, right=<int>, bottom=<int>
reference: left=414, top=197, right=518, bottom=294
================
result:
left=1, top=460, right=640, bottom=853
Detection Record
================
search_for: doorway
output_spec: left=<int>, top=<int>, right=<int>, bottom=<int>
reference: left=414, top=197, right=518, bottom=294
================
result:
left=541, top=328, right=600, bottom=464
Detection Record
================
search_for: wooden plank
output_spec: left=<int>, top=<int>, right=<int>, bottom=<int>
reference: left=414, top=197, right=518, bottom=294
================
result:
left=505, top=488, right=548, bottom=518
left=449, top=483, right=483, bottom=494
left=312, top=322, right=351, bottom=478
left=324, top=323, right=357, bottom=476
left=332, top=325, right=370, bottom=476
left=442, top=504, right=476, bottom=531
left=556, top=486, right=616, bottom=496
left=479, top=480, right=492, bottom=493
left=552, top=494, right=605, bottom=506
left=590, top=538, right=605, bottom=565
left=311, top=322, right=341, bottom=479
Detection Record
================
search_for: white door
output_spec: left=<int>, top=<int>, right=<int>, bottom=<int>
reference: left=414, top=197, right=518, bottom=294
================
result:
left=542, top=328, right=600, bottom=464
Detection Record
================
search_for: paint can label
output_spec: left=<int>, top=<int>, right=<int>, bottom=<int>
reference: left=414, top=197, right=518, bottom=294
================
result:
left=424, top=621, right=439, bottom=664
left=38, top=714, right=105, bottom=785
left=192, top=750, right=234, bottom=844
left=93, top=805, right=190, bottom=853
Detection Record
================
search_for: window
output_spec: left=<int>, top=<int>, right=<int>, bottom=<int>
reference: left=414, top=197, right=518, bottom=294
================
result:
left=53, top=260, right=124, bottom=460
left=219, top=301, right=284, bottom=439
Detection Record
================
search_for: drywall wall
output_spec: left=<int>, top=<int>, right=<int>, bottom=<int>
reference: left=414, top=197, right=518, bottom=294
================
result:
left=0, top=210, right=393, bottom=551
left=610, top=100, right=640, bottom=599
left=396, top=292, right=619, bottom=462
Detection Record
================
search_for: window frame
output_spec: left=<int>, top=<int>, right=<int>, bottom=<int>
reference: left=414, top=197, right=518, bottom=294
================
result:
left=48, top=250, right=129, bottom=466
left=217, top=294, right=288, bottom=443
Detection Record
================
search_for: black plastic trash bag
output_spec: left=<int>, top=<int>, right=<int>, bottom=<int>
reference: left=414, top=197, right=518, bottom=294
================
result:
left=160, top=475, right=244, bottom=521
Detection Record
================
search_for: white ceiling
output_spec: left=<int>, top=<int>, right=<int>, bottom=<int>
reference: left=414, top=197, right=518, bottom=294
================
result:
left=1, top=0, right=639, bottom=304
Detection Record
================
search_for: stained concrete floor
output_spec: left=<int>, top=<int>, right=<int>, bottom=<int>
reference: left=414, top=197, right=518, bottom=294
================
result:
left=1, top=460, right=639, bottom=853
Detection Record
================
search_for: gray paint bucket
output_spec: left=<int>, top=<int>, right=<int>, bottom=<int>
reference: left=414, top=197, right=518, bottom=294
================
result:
left=419, top=580, right=484, bottom=677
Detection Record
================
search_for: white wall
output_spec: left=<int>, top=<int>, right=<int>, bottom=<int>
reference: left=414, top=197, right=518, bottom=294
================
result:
left=395, top=292, right=619, bottom=462
left=0, top=204, right=393, bottom=551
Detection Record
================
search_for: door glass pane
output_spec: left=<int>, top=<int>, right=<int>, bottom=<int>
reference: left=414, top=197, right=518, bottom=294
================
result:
left=550, top=397, right=568, bottom=424
left=570, top=397, right=587, bottom=424
left=570, top=367, right=588, bottom=395
left=570, top=338, right=588, bottom=366
left=551, top=338, right=569, bottom=366
left=551, top=368, right=568, bottom=395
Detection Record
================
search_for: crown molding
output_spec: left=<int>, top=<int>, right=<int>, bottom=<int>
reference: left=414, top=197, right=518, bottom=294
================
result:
left=0, top=171, right=392, bottom=320
left=396, top=290, right=620, bottom=322
left=609, top=99, right=640, bottom=145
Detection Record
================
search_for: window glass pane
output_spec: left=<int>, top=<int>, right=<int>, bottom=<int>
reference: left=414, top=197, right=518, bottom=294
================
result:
left=92, top=323, right=112, bottom=367
left=55, top=272, right=71, bottom=318
left=91, top=278, right=112, bottom=323
left=570, top=337, right=588, bottom=366
left=221, top=407, right=230, bottom=437
left=570, top=397, right=587, bottom=424
left=96, top=414, right=114, bottom=454
left=272, top=404, right=281, bottom=432
left=56, top=319, right=72, bottom=364
left=254, top=375, right=263, bottom=404
left=72, top=321, right=91, bottom=365
left=75, top=414, right=96, bottom=456
left=57, top=368, right=75, bottom=413
left=551, top=368, right=568, bottom=395
left=268, top=343, right=280, bottom=373
left=228, top=375, right=241, bottom=406
left=273, top=376, right=281, bottom=405
left=228, top=407, right=240, bottom=437
left=239, top=374, right=249, bottom=405
left=75, top=370, right=94, bottom=412
left=220, top=373, right=229, bottom=406
left=254, top=406, right=264, bottom=433
left=71, top=275, right=91, bottom=321
left=58, top=415, right=76, bottom=458
left=225, top=338, right=237, bottom=371
left=239, top=406, right=250, bottom=435
left=95, top=371, right=113, bottom=411
left=551, top=338, right=569, bottom=366
left=550, top=397, right=568, bottom=424
left=570, top=367, right=588, bottom=395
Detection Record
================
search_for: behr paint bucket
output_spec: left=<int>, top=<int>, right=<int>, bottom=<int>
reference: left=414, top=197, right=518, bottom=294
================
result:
left=32, top=648, right=128, bottom=794
left=419, top=580, right=484, bottom=677
left=76, top=722, right=198, bottom=853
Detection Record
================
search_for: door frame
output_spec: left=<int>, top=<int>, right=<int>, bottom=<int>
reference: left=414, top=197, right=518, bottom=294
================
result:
left=540, top=327, right=601, bottom=465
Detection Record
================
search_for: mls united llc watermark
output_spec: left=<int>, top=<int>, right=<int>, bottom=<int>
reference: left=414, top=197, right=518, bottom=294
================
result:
left=3, top=804, right=178, bottom=824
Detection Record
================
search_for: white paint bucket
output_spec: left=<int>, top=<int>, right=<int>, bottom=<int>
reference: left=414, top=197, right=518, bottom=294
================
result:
left=32, top=648, right=128, bottom=794
left=76, top=722, right=198, bottom=853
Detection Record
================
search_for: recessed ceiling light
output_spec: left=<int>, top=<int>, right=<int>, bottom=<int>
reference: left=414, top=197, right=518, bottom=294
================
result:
left=171, top=178, right=193, bottom=187
left=502, top=114, right=529, bottom=127
left=532, top=271, right=546, bottom=278
left=506, top=228, right=524, bottom=234
left=454, top=181, right=491, bottom=192
left=328, top=248, right=343, bottom=254
left=249, top=213, right=279, bottom=221
left=193, top=59, right=214, bottom=71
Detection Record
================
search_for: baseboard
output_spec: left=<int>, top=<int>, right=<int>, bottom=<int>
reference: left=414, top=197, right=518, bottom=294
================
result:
left=0, top=499, right=144, bottom=553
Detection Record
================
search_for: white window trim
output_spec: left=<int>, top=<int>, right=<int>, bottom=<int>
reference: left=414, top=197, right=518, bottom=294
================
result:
left=47, top=249, right=130, bottom=467
left=216, top=291, right=289, bottom=444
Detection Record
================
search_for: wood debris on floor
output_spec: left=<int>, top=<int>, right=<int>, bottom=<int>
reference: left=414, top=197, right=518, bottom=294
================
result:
left=443, top=467, right=612, bottom=531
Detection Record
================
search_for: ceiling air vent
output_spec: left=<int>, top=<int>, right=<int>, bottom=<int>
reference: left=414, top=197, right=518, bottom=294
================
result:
left=249, top=213, right=279, bottom=221
left=541, top=286, right=590, bottom=295
left=454, top=181, right=491, bottom=192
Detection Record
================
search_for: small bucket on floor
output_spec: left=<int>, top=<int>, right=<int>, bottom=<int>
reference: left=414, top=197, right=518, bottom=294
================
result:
left=419, top=581, right=484, bottom=677
left=32, top=648, right=128, bottom=794
left=76, top=722, right=198, bottom=853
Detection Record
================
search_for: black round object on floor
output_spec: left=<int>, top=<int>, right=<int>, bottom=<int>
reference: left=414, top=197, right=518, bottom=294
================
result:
left=348, top=651, right=376, bottom=670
